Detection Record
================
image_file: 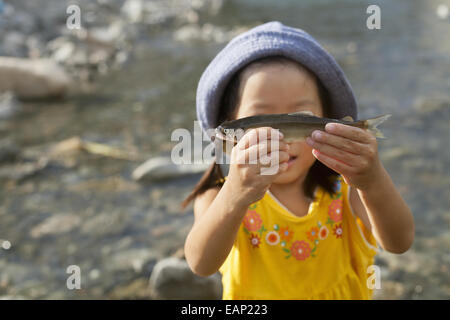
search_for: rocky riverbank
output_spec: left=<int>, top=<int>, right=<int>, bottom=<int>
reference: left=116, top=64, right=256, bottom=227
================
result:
left=1, top=0, right=449, bottom=300
left=0, top=0, right=246, bottom=99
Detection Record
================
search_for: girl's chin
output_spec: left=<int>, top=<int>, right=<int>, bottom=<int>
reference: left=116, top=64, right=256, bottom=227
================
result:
left=273, top=164, right=304, bottom=184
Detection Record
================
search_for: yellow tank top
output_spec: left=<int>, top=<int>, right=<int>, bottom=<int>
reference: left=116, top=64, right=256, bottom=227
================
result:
left=219, top=175, right=379, bottom=299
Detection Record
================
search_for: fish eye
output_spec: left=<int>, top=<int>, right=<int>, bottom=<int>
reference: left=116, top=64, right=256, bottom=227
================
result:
left=224, top=129, right=229, bottom=134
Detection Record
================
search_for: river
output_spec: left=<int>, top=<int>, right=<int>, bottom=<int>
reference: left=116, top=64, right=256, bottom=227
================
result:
left=0, top=0, right=449, bottom=299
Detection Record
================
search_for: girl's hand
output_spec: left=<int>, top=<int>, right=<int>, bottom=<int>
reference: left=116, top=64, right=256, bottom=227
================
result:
left=306, top=123, right=383, bottom=191
left=226, top=127, right=290, bottom=206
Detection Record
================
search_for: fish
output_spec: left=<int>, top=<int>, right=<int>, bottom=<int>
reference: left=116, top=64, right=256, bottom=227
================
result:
left=214, top=111, right=391, bottom=153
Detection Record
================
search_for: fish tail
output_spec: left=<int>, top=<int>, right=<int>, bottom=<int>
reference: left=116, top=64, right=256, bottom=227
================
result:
left=365, top=114, right=391, bottom=139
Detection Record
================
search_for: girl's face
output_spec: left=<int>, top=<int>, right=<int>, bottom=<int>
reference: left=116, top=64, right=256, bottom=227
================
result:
left=234, top=62, right=324, bottom=185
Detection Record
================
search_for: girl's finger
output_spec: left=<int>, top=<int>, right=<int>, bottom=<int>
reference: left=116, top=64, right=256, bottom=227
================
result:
left=324, top=123, right=372, bottom=144
left=309, top=130, right=367, bottom=155
left=243, top=140, right=287, bottom=163
left=238, top=127, right=284, bottom=150
left=312, top=149, right=354, bottom=174
left=259, top=150, right=290, bottom=166
left=260, top=160, right=289, bottom=176
left=307, top=137, right=359, bottom=166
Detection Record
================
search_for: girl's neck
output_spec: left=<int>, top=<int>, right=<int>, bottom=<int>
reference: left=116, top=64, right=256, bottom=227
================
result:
left=269, top=173, right=312, bottom=203
left=268, top=173, right=316, bottom=218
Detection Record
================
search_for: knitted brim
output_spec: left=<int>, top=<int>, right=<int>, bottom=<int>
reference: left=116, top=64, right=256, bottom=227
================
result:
left=196, top=21, right=358, bottom=139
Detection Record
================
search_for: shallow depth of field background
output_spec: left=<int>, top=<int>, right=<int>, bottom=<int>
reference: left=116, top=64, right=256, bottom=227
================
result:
left=0, top=0, right=449, bottom=299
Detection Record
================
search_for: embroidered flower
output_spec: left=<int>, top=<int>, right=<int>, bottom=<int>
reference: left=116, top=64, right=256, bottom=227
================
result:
left=328, top=199, right=343, bottom=222
left=279, top=226, right=294, bottom=242
left=333, top=223, right=343, bottom=238
left=334, top=178, right=342, bottom=193
left=249, top=233, right=261, bottom=248
left=319, top=226, right=329, bottom=240
left=265, top=231, right=280, bottom=245
left=306, top=226, right=319, bottom=242
left=243, top=210, right=262, bottom=232
left=290, top=240, right=311, bottom=260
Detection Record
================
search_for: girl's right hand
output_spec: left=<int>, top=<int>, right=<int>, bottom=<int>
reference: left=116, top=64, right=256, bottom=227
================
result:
left=225, top=127, right=290, bottom=207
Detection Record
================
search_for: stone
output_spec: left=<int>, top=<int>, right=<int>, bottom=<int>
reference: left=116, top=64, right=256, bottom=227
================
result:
left=108, top=278, right=151, bottom=299
left=0, top=158, right=48, bottom=182
left=149, top=257, right=222, bottom=300
left=0, top=91, right=20, bottom=119
left=0, top=138, right=20, bottom=163
left=121, top=0, right=143, bottom=23
left=30, top=213, right=81, bottom=238
left=132, top=156, right=209, bottom=181
left=0, top=57, right=71, bottom=99
left=107, top=248, right=160, bottom=274
left=414, top=97, right=450, bottom=113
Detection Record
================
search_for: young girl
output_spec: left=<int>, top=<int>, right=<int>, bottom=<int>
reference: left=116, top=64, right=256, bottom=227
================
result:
left=182, top=21, right=414, bottom=299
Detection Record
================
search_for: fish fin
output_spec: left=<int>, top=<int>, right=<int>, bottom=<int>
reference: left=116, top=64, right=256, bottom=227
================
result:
left=366, top=114, right=392, bottom=139
left=288, top=111, right=314, bottom=116
left=340, top=116, right=354, bottom=122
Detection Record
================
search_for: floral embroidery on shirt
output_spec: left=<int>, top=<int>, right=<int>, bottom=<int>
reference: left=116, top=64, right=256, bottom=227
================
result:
left=327, top=177, right=344, bottom=228
left=243, top=210, right=267, bottom=241
left=265, top=231, right=280, bottom=245
left=279, top=226, right=294, bottom=242
left=249, top=233, right=261, bottom=248
left=306, top=226, right=319, bottom=242
left=243, top=210, right=263, bottom=232
left=333, top=223, right=343, bottom=238
left=333, top=178, right=342, bottom=193
left=281, top=220, right=325, bottom=259
left=319, top=225, right=329, bottom=240
left=327, top=199, right=343, bottom=224
left=290, top=240, right=311, bottom=260
left=243, top=177, right=345, bottom=255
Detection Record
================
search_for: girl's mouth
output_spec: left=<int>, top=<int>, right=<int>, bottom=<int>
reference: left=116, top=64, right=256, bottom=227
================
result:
left=287, top=156, right=297, bottom=168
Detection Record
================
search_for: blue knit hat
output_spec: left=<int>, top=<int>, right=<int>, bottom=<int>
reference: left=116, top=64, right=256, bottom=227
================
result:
left=196, top=21, right=358, bottom=140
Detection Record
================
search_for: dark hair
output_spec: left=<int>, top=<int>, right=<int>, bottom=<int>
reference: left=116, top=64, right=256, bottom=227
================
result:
left=181, top=56, right=339, bottom=209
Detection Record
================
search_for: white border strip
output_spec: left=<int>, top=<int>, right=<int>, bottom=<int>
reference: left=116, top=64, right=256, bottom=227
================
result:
left=347, top=185, right=382, bottom=253
left=267, top=187, right=318, bottom=218
left=267, top=189, right=296, bottom=216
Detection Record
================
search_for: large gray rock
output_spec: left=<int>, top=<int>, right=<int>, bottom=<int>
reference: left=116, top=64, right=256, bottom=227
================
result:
left=0, top=57, right=71, bottom=99
left=149, top=257, right=222, bottom=300
left=0, top=91, right=20, bottom=119
left=132, top=156, right=210, bottom=181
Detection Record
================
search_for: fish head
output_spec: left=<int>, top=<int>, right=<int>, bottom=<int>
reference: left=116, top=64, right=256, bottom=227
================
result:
left=215, top=125, right=235, bottom=142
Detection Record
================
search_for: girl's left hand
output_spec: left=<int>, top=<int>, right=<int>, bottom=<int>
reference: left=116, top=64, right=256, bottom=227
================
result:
left=305, top=122, right=383, bottom=191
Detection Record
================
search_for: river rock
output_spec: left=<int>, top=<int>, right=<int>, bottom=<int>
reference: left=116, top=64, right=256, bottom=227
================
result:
left=0, top=57, right=71, bottom=99
left=132, top=156, right=210, bottom=181
left=30, top=212, right=81, bottom=238
left=414, top=97, right=450, bottom=113
left=107, top=248, right=160, bottom=274
left=149, top=257, right=222, bottom=299
left=0, top=139, right=20, bottom=163
left=0, top=158, right=48, bottom=182
left=0, top=91, right=21, bottom=119
left=121, top=0, right=144, bottom=23
left=174, top=23, right=248, bottom=43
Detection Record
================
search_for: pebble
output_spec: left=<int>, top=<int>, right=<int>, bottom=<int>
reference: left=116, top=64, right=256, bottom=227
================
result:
left=132, top=156, right=210, bottom=181
left=0, top=57, right=71, bottom=99
left=30, top=213, right=81, bottom=238
left=149, top=257, right=222, bottom=300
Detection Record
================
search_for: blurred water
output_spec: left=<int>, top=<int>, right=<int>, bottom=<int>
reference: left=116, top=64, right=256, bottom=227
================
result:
left=1, top=0, right=449, bottom=299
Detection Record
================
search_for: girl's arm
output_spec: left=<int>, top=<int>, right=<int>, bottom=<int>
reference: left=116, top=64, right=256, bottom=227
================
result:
left=306, top=122, right=415, bottom=254
left=351, top=163, right=414, bottom=253
left=185, top=127, right=289, bottom=276
left=184, top=182, right=249, bottom=276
